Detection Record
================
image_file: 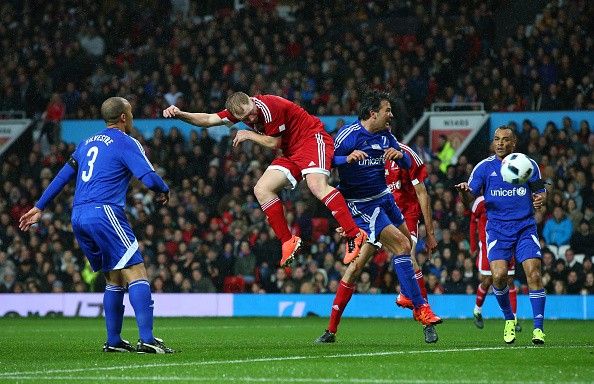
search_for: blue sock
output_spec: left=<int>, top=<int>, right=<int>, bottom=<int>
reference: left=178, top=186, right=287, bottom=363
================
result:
left=128, top=279, right=154, bottom=343
left=493, top=285, right=515, bottom=320
left=104, top=285, right=125, bottom=346
left=392, top=255, right=424, bottom=307
left=529, top=289, right=546, bottom=331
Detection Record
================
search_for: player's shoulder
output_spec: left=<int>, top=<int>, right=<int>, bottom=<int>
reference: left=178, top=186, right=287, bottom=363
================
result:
left=334, top=120, right=362, bottom=147
left=255, top=94, right=286, bottom=108
left=475, top=155, right=497, bottom=170
left=399, top=143, right=424, bottom=165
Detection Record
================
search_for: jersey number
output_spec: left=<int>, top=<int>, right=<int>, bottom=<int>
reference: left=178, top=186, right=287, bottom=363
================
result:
left=81, top=146, right=99, bottom=182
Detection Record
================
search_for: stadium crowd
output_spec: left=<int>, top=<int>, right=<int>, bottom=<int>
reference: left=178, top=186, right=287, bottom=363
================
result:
left=0, top=0, right=593, bottom=295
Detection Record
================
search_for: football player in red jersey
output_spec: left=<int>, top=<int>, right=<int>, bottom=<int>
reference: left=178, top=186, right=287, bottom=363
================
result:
left=316, top=140, right=442, bottom=344
left=470, top=196, right=521, bottom=331
left=163, top=92, right=367, bottom=266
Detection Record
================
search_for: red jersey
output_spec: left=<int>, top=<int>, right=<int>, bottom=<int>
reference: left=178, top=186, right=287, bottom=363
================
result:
left=216, top=95, right=326, bottom=157
left=469, top=196, right=487, bottom=255
left=385, top=144, right=427, bottom=219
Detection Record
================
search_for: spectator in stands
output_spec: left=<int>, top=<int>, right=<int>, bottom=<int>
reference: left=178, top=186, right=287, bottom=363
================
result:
left=40, top=93, right=66, bottom=145
left=409, top=135, right=434, bottom=163
left=543, top=206, right=574, bottom=254
left=570, top=221, right=594, bottom=257
left=436, top=135, right=455, bottom=174
left=190, top=268, right=216, bottom=293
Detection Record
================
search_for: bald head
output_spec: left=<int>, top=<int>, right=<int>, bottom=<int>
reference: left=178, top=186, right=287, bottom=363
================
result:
left=101, top=97, right=129, bottom=125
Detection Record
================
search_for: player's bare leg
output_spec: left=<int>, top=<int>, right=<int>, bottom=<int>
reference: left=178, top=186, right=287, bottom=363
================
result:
left=254, top=168, right=299, bottom=266
left=316, top=243, right=376, bottom=343
left=305, top=173, right=367, bottom=263
left=523, top=258, right=546, bottom=344
left=491, top=260, right=516, bottom=344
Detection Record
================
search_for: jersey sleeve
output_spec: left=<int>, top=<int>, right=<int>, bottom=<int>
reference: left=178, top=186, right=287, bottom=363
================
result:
left=216, top=110, right=239, bottom=127
left=467, top=163, right=485, bottom=196
left=528, top=158, right=546, bottom=193
left=404, top=146, right=427, bottom=185
left=121, top=136, right=156, bottom=180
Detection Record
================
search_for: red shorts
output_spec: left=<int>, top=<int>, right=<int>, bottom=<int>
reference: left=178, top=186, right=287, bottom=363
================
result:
left=269, top=132, right=333, bottom=189
left=403, top=213, right=419, bottom=241
left=476, top=239, right=515, bottom=275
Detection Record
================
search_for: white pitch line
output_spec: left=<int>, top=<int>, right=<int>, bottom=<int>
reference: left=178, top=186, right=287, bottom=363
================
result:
left=0, top=345, right=591, bottom=378
left=0, top=375, right=589, bottom=384
left=3, top=324, right=297, bottom=334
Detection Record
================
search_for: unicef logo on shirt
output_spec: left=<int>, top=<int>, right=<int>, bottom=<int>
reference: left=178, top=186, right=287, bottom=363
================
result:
left=490, top=187, right=528, bottom=197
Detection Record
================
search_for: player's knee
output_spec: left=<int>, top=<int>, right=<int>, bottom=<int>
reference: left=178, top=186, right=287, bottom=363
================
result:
left=492, top=273, right=507, bottom=287
left=527, top=269, right=542, bottom=285
left=396, top=234, right=411, bottom=254
left=253, top=182, right=269, bottom=202
left=306, top=178, right=326, bottom=198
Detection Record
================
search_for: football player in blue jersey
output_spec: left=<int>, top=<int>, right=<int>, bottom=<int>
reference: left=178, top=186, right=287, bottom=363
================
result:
left=455, top=125, right=547, bottom=345
left=316, top=91, right=442, bottom=343
left=19, top=97, right=175, bottom=353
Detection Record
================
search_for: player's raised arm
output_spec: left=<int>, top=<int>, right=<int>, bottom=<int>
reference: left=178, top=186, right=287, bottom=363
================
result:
left=163, top=105, right=224, bottom=127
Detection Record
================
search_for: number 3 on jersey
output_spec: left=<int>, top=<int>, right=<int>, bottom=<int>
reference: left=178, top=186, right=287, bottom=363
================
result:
left=81, top=146, right=99, bottom=182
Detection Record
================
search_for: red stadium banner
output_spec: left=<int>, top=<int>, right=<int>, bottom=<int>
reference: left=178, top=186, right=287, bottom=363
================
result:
left=429, top=114, right=484, bottom=153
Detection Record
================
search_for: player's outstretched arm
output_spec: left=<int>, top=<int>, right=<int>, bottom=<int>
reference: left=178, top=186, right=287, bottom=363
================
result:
left=19, top=163, right=76, bottom=231
left=233, top=130, right=280, bottom=149
left=455, top=182, right=475, bottom=208
left=334, top=150, right=368, bottom=166
left=162, top=105, right=224, bottom=127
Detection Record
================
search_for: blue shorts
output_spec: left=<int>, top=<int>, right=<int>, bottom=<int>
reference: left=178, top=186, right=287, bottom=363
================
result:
left=486, top=217, right=541, bottom=264
left=72, top=204, right=143, bottom=272
left=346, top=193, right=405, bottom=245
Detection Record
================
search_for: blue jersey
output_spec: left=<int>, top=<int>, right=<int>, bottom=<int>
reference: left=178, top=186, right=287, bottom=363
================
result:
left=468, top=155, right=544, bottom=222
left=72, top=128, right=155, bottom=208
left=334, top=120, right=410, bottom=200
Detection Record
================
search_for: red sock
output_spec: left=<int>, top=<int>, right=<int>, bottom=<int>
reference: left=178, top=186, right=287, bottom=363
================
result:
left=475, top=284, right=488, bottom=308
left=415, top=269, right=428, bottom=300
left=509, top=286, right=518, bottom=314
left=322, top=189, right=358, bottom=237
left=261, top=197, right=291, bottom=243
left=327, top=281, right=355, bottom=333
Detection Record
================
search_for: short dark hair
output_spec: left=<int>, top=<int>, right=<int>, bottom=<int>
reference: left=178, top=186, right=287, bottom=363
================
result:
left=101, top=97, right=128, bottom=125
left=358, top=90, right=391, bottom=120
left=495, top=125, right=517, bottom=141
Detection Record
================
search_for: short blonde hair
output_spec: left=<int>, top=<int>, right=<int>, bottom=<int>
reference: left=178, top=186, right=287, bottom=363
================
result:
left=225, top=92, right=251, bottom=117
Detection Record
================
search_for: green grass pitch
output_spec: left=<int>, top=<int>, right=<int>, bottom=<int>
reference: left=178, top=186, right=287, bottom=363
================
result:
left=0, top=317, right=592, bottom=383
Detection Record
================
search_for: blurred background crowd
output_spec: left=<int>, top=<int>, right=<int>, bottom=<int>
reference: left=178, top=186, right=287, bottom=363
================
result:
left=0, top=0, right=593, bottom=296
